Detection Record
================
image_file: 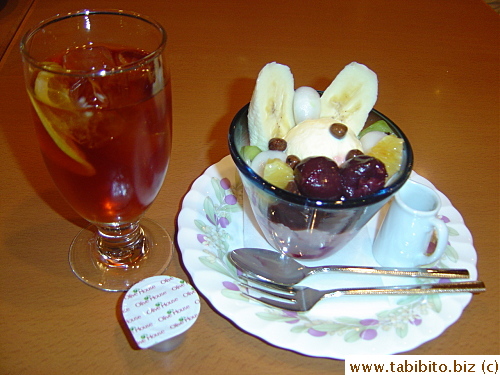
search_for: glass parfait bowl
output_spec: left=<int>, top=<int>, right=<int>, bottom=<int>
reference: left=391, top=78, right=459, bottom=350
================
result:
left=228, top=105, right=413, bottom=260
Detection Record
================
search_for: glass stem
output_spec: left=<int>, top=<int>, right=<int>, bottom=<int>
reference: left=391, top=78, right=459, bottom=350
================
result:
left=95, top=221, right=147, bottom=268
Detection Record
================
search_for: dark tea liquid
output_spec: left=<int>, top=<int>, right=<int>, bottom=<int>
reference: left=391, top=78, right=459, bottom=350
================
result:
left=30, top=44, right=172, bottom=224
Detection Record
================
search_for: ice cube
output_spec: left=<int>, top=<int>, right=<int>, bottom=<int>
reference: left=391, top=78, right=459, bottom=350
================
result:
left=66, top=109, right=126, bottom=149
left=114, top=49, right=148, bottom=66
left=62, top=45, right=117, bottom=71
left=69, top=77, right=109, bottom=109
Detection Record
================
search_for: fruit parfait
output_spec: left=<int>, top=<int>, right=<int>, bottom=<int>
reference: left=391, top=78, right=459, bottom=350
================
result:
left=229, top=62, right=413, bottom=260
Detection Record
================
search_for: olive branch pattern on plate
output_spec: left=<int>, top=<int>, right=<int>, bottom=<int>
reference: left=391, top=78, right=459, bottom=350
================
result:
left=194, top=175, right=462, bottom=343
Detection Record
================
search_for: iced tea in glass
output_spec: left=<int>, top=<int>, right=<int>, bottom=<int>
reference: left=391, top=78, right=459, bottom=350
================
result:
left=21, top=10, right=173, bottom=291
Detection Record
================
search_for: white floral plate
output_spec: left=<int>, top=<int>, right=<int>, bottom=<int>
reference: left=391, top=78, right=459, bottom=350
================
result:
left=177, top=156, right=478, bottom=359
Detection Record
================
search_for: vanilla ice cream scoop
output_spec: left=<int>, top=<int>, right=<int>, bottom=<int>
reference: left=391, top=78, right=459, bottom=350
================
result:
left=284, top=117, right=363, bottom=165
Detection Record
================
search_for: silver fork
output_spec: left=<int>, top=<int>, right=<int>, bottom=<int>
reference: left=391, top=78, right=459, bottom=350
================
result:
left=239, top=277, right=486, bottom=311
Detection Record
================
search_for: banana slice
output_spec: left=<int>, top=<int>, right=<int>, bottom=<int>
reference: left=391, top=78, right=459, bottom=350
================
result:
left=247, top=62, right=295, bottom=151
left=320, top=62, right=378, bottom=136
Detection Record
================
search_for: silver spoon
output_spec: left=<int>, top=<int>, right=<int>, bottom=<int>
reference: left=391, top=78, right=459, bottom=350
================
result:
left=229, top=248, right=470, bottom=286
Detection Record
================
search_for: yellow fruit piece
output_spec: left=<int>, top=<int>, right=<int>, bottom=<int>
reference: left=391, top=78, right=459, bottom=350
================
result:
left=34, top=63, right=74, bottom=109
left=263, top=158, right=294, bottom=189
left=368, top=134, right=403, bottom=178
left=29, top=94, right=95, bottom=176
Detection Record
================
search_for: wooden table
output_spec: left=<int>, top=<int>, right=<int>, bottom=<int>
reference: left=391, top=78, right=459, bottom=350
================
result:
left=0, top=0, right=35, bottom=61
left=1, top=0, right=498, bottom=373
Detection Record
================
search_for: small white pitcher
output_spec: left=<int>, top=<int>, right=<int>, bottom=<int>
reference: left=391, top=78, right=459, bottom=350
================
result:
left=372, top=179, right=448, bottom=267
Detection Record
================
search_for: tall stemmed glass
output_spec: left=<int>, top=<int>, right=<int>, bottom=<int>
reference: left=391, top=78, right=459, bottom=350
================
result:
left=20, top=10, right=173, bottom=291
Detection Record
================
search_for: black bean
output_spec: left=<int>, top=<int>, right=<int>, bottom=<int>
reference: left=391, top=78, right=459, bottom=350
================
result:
left=345, top=149, right=364, bottom=161
left=286, top=155, right=300, bottom=169
left=329, top=123, right=348, bottom=139
left=268, top=138, right=287, bottom=151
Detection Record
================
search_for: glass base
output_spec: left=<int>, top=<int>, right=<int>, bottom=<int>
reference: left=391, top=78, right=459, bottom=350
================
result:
left=69, top=218, right=173, bottom=292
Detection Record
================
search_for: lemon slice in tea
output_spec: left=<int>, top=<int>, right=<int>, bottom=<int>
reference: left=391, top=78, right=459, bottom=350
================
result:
left=33, top=62, right=74, bottom=109
left=29, top=94, right=95, bottom=176
left=31, top=65, right=95, bottom=176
